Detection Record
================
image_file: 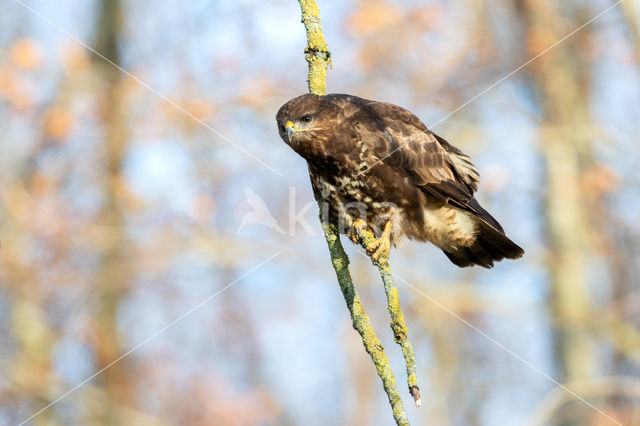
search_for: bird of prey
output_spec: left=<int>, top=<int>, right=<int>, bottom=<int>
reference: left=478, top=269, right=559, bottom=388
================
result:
left=276, top=93, right=524, bottom=268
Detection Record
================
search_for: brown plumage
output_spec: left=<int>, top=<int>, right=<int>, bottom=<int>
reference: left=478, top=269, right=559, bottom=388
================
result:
left=276, top=93, right=524, bottom=268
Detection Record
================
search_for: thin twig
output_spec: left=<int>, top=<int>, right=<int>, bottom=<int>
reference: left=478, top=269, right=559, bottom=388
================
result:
left=316, top=202, right=409, bottom=426
left=298, top=0, right=331, bottom=95
left=297, top=1, right=411, bottom=424
left=354, top=228, right=421, bottom=408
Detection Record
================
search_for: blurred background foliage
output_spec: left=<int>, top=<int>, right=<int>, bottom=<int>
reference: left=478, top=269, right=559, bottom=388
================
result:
left=1, top=0, right=640, bottom=425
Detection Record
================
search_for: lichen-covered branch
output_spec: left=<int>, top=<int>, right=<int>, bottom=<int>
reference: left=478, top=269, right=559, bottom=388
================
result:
left=315, top=199, right=409, bottom=426
left=354, top=227, right=421, bottom=407
left=297, top=1, right=410, bottom=425
left=298, top=0, right=331, bottom=95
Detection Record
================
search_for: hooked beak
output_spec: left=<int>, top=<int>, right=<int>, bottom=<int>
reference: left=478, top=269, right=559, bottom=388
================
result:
left=285, top=121, right=295, bottom=141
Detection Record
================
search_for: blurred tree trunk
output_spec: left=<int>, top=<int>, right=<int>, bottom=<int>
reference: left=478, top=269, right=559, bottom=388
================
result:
left=2, top=52, right=61, bottom=426
left=621, top=1, right=640, bottom=62
left=5, top=252, right=58, bottom=425
left=518, top=0, right=596, bottom=381
left=90, top=0, right=132, bottom=422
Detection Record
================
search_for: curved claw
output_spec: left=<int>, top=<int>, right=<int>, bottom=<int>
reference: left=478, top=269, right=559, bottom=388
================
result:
left=367, top=223, right=392, bottom=261
left=348, top=219, right=393, bottom=261
left=348, top=219, right=367, bottom=243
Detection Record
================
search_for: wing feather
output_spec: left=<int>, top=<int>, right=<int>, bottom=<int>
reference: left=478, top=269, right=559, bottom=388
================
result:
left=358, top=100, right=502, bottom=232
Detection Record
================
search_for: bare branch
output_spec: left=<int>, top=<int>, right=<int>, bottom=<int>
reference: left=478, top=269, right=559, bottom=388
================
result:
left=297, top=1, right=413, bottom=424
left=352, top=226, right=421, bottom=408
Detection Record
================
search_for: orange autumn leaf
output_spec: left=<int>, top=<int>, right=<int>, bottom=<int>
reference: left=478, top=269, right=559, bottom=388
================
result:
left=60, top=43, right=90, bottom=72
left=29, top=172, right=57, bottom=195
left=345, top=1, right=403, bottom=37
left=581, top=164, right=620, bottom=200
left=10, top=39, right=43, bottom=70
left=0, top=67, right=12, bottom=96
left=0, top=67, right=33, bottom=111
left=185, top=98, right=215, bottom=122
left=43, top=106, right=74, bottom=140
left=409, top=5, right=445, bottom=29
left=527, top=26, right=557, bottom=57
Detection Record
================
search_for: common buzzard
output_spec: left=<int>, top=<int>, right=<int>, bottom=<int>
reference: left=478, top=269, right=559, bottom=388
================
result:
left=276, top=93, right=524, bottom=268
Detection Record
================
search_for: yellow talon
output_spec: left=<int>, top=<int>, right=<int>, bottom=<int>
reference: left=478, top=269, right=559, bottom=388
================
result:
left=348, top=219, right=393, bottom=261
left=367, top=221, right=393, bottom=261
left=348, top=219, right=367, bottom=243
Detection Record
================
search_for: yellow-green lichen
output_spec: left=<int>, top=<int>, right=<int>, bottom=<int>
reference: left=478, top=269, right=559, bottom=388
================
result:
left=352, top=224, right=420, bottom=407
left=298, top=0, right=331, bottom=95
left=299, top=1, right=416, bottom=423
left=316, top=212, right=409, bottom=424
left=407, top=374, right=418, bottom=388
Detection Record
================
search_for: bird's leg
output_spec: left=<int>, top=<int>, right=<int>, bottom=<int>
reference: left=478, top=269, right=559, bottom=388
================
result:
left=348, top=219, right=392, bottom=261
left=347, top=218, right=368, bottom=243
left=366, top=220, right=393, bottom=261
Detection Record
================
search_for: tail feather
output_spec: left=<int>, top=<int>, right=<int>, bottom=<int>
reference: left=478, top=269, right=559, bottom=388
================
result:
left=444, top=220, right=524, bottom=269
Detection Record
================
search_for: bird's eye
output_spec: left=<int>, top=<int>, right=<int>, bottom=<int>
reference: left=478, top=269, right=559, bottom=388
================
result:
left=302, top=114, right=312, bottom=122
left=280, top=124, right=285, bottom=132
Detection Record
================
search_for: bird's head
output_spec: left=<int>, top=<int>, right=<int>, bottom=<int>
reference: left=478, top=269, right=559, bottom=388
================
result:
left=275, top=93, right=341, bottom=159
